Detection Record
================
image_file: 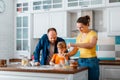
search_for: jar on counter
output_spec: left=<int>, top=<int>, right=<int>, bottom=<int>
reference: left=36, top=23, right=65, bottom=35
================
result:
left=21, top=56, right=29, bottom=66
left=69, top=59, right=78, bottom=69
left=0, top=59, right=7, bottom=67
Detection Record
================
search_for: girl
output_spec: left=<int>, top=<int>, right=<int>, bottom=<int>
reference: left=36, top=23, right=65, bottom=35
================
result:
left=49, top=41, right=68, bottom=66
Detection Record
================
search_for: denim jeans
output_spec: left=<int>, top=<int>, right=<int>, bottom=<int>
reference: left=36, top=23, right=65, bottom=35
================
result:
left=78, top=57, right=100, bottom=80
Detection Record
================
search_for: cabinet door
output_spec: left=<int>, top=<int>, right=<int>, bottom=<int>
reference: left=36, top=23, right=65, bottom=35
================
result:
left=67, top=0, right=90, bottom=9
left=33, top=13, right=49, bottom=38
left=52, top=0, right=63, bottom=9
left=15, top=14, right=31, bottom=58
left=15, top=0, right=30, bottom=13
left=106, top=0, right=120, bottom=7
left=33, top=11, right=69, bottom=38
left=67, top=0, right=105, bottom=10
left=32, top=0, right=42, bottom=12
left=101, top=65, right=120, bottom=80
left=0, top=75, right=66, bottom=80
left=31, top=0, right=63, bottom=13
left=49, top=11, right=67, bottom=37
left=107, top=7, right=120, bottom=36
left=91, top=0, right=105, bottom=8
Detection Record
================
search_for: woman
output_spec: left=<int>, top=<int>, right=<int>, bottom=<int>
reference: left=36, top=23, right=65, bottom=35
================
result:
left=67, top=15, right=99, bottom=80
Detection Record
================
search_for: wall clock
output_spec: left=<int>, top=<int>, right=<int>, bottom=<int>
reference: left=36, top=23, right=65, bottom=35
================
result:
left=0, top=0, right=5, bottom=13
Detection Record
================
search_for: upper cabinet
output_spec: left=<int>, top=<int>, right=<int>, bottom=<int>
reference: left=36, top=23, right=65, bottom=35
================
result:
left=15, top=14, right=31, bottom=58
left=33, top=11, right=71, bottom=38
left=106, top=7, right=120, bottom=36
left=15, top=0, right=30, bottom=14
left=33, top=12, right=49, bottom=38
left=106, top=0, right=120, bottom=7
left=66, top=0, right=91, bottom=9
left=90, top=0, right=106, bottom=8
left=31, top=0, right=64, bottom=13
left=15, top=13, right=36, bottom=59
left=66, top=0, right=105, bottom=10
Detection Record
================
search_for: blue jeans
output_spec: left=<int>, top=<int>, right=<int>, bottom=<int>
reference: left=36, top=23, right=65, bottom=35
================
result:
left=78, top=57, right=100, bottom=80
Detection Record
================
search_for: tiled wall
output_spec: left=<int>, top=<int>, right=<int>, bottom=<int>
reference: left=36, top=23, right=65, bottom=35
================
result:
left=64, top=32, right=120, bottom=60
left=65, top=38, right=80, bottom=59
left=115, top=36, right=120, bottom=59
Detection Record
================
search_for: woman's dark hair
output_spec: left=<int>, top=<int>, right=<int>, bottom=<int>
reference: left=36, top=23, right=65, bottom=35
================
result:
left=77, top=15, right=90, bottom=26
left=47, top=27, right=57, bottom=34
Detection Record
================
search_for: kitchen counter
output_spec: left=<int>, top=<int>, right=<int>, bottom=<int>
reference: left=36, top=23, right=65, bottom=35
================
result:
left=1, top=60, right=119, bottom=73
left=0, top=63, right=88, bottom=80
left=1, top=60, right=120, bottom=80
left=0, top=63, right=87, bottom=74
left=99, top=60, right=120, bottom=65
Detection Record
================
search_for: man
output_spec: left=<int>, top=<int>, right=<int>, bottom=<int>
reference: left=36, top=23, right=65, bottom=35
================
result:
left=34, top=28, right=66, bottom=65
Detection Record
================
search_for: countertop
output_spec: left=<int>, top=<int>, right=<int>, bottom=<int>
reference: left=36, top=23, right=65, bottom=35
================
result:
left=99, top=60, right=120, bottom=65
left=0, top=63, right=88, bottom=74
left=1, top=60, right=119, bottom=74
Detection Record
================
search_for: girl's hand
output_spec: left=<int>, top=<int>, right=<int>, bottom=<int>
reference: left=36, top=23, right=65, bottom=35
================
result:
left=49, top=61, right=55, bottom=66
left=61, top=53, right=68, bottom=57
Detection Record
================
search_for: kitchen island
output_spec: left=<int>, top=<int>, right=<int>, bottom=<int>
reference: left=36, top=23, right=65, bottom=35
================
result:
left=0, top=64, right=88, bottom=80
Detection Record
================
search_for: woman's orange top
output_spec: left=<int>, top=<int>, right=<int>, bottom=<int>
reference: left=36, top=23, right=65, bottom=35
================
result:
left=51, top=54, right=68, bottom=64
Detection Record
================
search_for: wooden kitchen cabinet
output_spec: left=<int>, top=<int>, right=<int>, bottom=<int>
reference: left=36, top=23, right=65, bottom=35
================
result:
left=106, top=7, right=120, bottom=36
left=100, top=65, right=120, bottom=80
left=33, top=11, right=71, bottom=38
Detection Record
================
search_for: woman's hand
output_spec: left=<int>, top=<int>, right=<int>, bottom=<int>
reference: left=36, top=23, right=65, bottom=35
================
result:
left=67, top=43, right=71, bottom=49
